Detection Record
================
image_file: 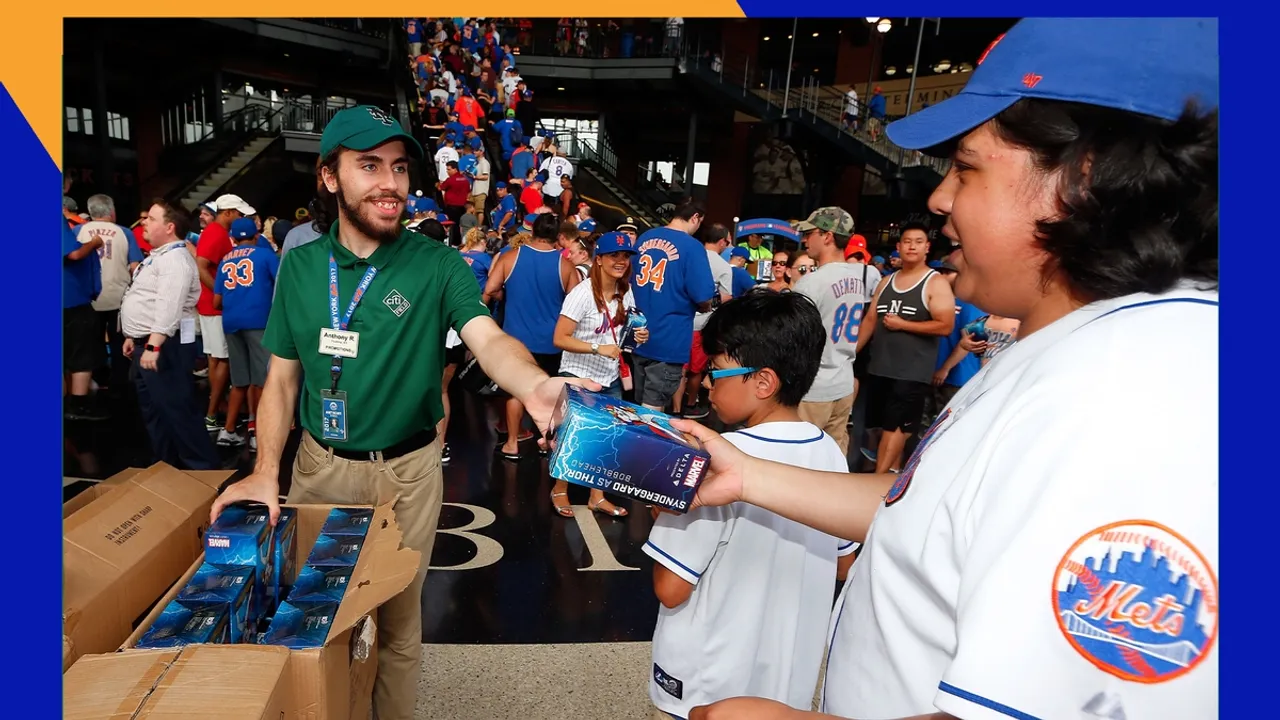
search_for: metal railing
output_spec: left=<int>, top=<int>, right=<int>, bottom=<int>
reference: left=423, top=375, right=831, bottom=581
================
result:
left=684, top=47, right=951, bottom=178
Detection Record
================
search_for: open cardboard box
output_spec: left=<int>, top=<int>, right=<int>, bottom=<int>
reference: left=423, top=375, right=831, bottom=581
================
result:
left=120, top=501, right=421, bottom=720
left=63, top=463, right=235, bottom=670
left=65, top=645, right=292, bottom=719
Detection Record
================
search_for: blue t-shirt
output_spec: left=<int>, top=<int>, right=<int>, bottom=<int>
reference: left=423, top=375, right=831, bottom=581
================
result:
left=494, top=119, right=523, bottom=156
left=510, top=150, right=535, bottom=184
left=491, top=194, right=517, bottom=230
left=936, top=299, right=985, bottom=388
left=730, top=266, right=756, bottom=298
left=213, top=244, right=280, bottom=334
left=458, top=154, right=478, bottom=180
left=63, top=218, right=101, bottom=309
left=630, top=227, right=715, bottom=364
left=460, top=251, right=493, bottom=290
left=405, top=19, right=422, bottom=43
left=869, top=94, right=886, bottom=120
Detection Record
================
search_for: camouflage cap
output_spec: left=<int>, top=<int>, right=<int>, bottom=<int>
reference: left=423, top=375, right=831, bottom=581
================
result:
left=795, top=207, right=855, bottom=237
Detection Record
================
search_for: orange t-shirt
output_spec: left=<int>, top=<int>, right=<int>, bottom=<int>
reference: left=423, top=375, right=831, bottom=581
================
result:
left=456, top=96, right=481, bottom=128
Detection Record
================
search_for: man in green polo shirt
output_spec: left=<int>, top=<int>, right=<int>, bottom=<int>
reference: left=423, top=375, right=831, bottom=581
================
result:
left=210, top=106, right=594, bottom=720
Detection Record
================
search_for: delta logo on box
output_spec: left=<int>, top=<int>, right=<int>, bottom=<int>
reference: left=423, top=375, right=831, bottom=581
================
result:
left=547, top=386, right=710, bottom=513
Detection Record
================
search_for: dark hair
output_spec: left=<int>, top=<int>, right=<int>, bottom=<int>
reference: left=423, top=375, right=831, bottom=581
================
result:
left=313, top=149, right=341, bottom=234
left=558, top=220, right=580, bottom=239
left=989, top=98, right=1218, bottom=300
left=532, top=213, right=560, bottom=241
left=446, top=161, right=459, bottom=170
left=700, top=292, right=826, bottom=408
left=150, top=198, right=190, bottom=239
left=705, top=223, right=730, bottom=246
left=899, top=221, right=931, bottom=239
left=672, top=198, right=706, bottom=222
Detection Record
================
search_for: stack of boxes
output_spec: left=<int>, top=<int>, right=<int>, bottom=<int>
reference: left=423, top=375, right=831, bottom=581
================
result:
left=260, top=508, right=373, bottom=649
left=138, top=504, right=305, bottom=649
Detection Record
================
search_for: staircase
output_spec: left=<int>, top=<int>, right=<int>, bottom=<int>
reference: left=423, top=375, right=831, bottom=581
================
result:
left=180, top=136, right=278, bottom=211
left=549, top=124, right=662, bottom=230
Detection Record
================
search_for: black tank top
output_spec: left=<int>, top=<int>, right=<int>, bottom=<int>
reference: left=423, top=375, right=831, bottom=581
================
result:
left=868, top=270, right=941, bottom=383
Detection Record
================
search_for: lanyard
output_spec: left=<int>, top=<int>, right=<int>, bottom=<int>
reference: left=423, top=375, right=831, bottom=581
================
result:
left=328, top=253, right=378, bottom=392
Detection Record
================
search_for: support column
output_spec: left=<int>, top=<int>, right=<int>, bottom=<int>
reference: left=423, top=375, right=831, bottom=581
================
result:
left=683, top=112, right=697, bottom=189
left=92, top=34, right=115, bottom=200
left=210, top=69, right=224, bottom=130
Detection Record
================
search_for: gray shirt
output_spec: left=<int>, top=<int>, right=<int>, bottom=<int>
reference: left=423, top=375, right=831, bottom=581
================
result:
left=694, top=248, right=734, bottom=332
left=795, top=261, right=881, bottom=402
left=119, top=241, right=201, bottom=339
left=280, top=222, right=323, bottom=259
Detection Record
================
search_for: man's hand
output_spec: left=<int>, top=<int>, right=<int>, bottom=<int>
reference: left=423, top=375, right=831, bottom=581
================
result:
left=525, top=374, right=601, bottom=437
left=669, top=419, right=750, bottom=509
left=634, top=327, right=650, bottom=345
left=140, top=349, right=160, bottom=371
left=957, top=329, right=988, bottom=355
left=689, top=697, right=802, bottom=720
left=882, top=313, right=906, bottom=331
left=932, top=368, right=948, bottom=387
left=210, top=472, right=282, bottom=526
left=122, top=338, right=135, bottom=357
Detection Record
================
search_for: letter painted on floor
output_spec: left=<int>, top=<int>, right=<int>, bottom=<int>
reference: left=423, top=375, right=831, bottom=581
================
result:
left=429, top=503, right=505, bottom=571
left=572, top=506, right=640, bottom=572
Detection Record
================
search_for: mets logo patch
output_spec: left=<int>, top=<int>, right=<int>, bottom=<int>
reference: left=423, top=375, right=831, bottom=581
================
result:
left=885, top=407, right=952, bottom=506
left=1053, top=520, right=1218, bottom=683
left=383, top=289, right=411, bottom=317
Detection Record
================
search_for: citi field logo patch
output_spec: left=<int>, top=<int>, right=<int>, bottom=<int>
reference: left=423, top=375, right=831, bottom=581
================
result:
left=383, top=289, right=411, bottom=317
left=1053, top=520, right=1217, bottom=683
left=885, top=408, right=951, bottom=506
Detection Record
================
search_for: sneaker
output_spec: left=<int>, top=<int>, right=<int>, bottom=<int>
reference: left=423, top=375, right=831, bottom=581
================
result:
left=681, top=404, right=710, bottom=420
left=249, top=434, right=257, bottom=452
left=441, top=443, right=452, bottom=465
left=205, top=416, right=220, bottom=432
left=216, top=429, right=246, bottom=446
left=859, top=447, right=878, bottom=463
left=193, top=367, right=209, bottom=378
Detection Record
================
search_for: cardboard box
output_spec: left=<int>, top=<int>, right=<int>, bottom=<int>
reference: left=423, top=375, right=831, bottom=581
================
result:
left=63, top=635, right=74, bottom=672
left=547, top=386, right=711, bottom=512
left=122, top=502, right=421, bottom=720
left=64, top=645, right=291, bottom=719
left=63, top=463, right=235, bottom=669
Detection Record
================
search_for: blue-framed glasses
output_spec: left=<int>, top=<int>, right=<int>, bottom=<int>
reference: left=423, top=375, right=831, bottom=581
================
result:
left=707, top=367, right=759, bottom=385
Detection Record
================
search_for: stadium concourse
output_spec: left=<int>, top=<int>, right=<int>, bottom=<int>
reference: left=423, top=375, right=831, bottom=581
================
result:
left=61, top=16, right=1218, bottom=720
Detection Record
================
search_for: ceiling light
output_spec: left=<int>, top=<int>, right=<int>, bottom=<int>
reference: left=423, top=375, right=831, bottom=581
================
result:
left=763, top=36, right=770, bottom=41
left=865, top=17, right=880, bottom=23
left=885, top=66, right=897, bottom=76
left=283, top=53, right=290, bottom=58
left=935, top=59, right=952, bottom=72
left=876, top=18, right=892, bottom=33
left=557, top=87, right=565, bottom=91
left=787, top=34, right=793, bottom=40
left=950, top=67, right=959, bottom=74
left=905, top=65, right=913, bottom=75
left=957, top=62, right=974, bottom=72
left=812, top=32, right=819, bottom=37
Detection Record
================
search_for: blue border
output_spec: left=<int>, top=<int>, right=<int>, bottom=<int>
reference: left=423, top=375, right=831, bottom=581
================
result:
left=643, top=540, right=702, bottom=579
left=938, top=682, right=1042, bottom=720
left=735, top=429, right=826, bottom=444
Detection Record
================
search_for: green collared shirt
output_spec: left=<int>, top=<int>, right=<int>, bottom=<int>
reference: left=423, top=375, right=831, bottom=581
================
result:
left=264, top=224, right=488, bottom=451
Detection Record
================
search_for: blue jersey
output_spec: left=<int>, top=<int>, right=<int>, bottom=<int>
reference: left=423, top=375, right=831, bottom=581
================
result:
left=936, top=299, right=985, bottom=388
left=491, top=194, right=517, bottom=230
left=460, top=251, right=492, bottom=290
left=510, top=150, right=535, bottom=184
left=501, top=246, right=565, bottom=354
left=63, top=218, right=101, bottom=308
left=255, top=234, right=275, bottom=252
left=630, top=227, right=715, bottom=364
left=730, top=266, right=755, bottom=298
left=214, top=244, right=280, bottom=333
left=405, top=19, right=422, bottom=43
left=494, top=119, right=523, bottom=156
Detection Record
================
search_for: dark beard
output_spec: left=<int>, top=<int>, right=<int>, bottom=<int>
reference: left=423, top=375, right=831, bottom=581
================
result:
left=336, top=181, right=404, bottom=245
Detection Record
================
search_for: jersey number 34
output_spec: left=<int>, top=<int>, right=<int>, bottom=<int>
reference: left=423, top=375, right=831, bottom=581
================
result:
left=831, top=302, right=864, bottom=344
left=636, top=256, right=667, bottom=292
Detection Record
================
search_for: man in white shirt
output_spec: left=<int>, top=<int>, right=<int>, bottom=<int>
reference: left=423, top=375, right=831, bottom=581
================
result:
left=679, top=223, right=733, bottom=419
left=470, top=144, right=491, bottom=215
left=434, top=135, right=459, bottom=185
left=501, top=67, right=522, bottom=103
left=77, top=193, right=143, bottom=394
left=683, top=17, right=1219, bottom=720
left=842, top=87, right=860, bottom=131
left=539, top=150, right=574, bottom=208
left=794, top=207, right=879, bottom=457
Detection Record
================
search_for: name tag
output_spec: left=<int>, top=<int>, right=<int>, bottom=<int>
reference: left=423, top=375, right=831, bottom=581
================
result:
left=319, top=328, right=360, bottom=358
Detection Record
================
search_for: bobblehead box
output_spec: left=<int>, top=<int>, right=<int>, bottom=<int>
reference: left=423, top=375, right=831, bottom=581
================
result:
left=63, top=463, right=236, bottom=670
left=547, top=385, right=711, bottom=513
left=113, top=501, right=422, bottom=720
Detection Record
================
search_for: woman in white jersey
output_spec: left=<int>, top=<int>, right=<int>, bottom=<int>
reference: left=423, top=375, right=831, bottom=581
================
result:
left=550, top=231, right=648, bottom=518
left=680, top=18, right=1218, bottom=720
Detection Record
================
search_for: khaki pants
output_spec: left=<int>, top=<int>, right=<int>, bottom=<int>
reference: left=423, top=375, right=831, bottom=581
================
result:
left=289, top=432, right=444, bottom=720
left=799, top=392, right=855, bottom=456
left=470, top=194, right=487, bottom=215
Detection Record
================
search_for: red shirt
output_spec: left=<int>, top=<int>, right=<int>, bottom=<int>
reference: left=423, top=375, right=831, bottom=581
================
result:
left=456, top=97, right=481, bottom=128
left=196, top=222, right=232, bottom=316
left=440, top=174, right=471, bottom=206
left=521, top=185, right=543, bottom=214
left=132, top=225, right=153, bottom=254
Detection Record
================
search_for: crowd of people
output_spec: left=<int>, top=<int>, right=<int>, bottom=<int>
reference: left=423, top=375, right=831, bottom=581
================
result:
left=61, top=16, right=1218, bottom=720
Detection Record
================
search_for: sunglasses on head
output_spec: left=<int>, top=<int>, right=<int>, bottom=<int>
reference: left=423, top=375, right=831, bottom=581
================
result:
left=707, top=366, right=758, bottom=385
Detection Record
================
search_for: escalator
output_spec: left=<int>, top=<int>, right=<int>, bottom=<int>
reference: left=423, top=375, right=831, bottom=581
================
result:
left=548, top=125, right=663, bottom=231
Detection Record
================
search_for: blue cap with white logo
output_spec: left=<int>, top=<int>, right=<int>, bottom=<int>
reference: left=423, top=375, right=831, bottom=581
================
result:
left=229, top=217, right=257, bottom=240
left=578, top=218, right=597, bottom=233
left=496, top=181, right=507, bottom=190
left=593, top=232, right=637, bottom=257
left=887, top=18, right=1218, bottom=153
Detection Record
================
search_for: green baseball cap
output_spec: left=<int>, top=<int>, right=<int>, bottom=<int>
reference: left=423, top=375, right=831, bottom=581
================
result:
left=795, top=206, right=855, bottom=236
left=320, top=105, right=424, bottom=160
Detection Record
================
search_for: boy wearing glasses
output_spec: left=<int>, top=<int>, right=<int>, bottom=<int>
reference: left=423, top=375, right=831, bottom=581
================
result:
left=643, top=292, right=857, bottom=720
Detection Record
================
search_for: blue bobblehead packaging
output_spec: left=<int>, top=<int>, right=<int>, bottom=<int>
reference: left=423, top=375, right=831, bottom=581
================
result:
left=320, top=507, right=374, bottom=537
left=259, top=600, right=340, bottom=649
left=547, top=385, right=710, bottom=513
left=206, top=503, right=276, bottom=614
left=137, top=600, right=232, bottom=648
left=177, top=564, right=256, bottom=643
left=289, top=565, right=355, bottom=603
left=272, top=508, right=298, bottom=606
left=306, top=534, right=366, bottom=567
